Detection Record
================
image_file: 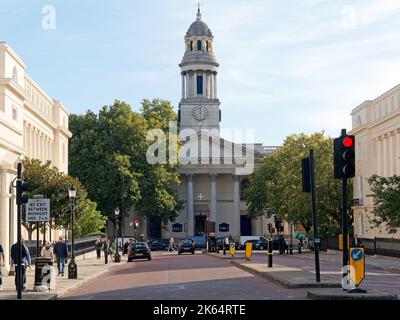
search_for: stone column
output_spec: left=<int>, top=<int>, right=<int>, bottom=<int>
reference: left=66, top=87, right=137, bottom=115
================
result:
left=0, top=169, right=11, bottom=265
left=210, top=174, right=217, bottom=223
left=214, top=73, right=218, bottom=99
left=233, top=175, right=241, bottom=239
left=397, top=130, right=400, bottom=175
left=377, top=138, right=382, bottom=175
left=181, top=73, right=185, bottom=99
left=210, top=73, right=214, bottom=99
left=384, top=135, right=389, bottom=177
left=390, top=132, right=396, bottom=175
left=187, top=174, right=194, bottom=236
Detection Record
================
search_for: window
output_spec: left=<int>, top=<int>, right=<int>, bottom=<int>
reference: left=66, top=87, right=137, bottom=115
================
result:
left=197, top=75, right=203, bottom=95
left=190, top=41, right=193, bottom=51
left=12, top=106, right=17, bottom=121
left=240, top=179, right=249, bottom=200
left=197, top=40, right=202, bottom=50
left=206, top=41, right=209, bottom=51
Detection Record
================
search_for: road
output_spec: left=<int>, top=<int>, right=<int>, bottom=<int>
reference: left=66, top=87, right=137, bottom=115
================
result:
left=62, top=251, right=308, bottom=300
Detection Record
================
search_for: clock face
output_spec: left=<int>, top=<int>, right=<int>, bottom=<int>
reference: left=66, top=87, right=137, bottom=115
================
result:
left=193, top=106, right=208, bottom=121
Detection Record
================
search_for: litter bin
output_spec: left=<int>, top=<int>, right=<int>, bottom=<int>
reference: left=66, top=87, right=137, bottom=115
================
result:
left=34, top=257, right=54, bottom=288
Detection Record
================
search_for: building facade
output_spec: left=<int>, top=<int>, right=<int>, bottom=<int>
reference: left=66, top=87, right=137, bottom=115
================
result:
left=351, top=84, right=400, bottom=239
left=124, top=9, right=279, bottom=241
left=0, top=42, right=72, bottom=265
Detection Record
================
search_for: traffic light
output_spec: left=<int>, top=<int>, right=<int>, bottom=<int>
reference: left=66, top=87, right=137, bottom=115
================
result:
left=334, top=131, right=355, bottom=179
left=16, top=180, right=29, bottom=205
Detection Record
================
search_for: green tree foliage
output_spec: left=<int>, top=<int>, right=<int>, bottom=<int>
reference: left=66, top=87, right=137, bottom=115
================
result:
left=75, top=199, right=108, bottom=237
left=69, top=99, right=182, bottom=226
left=368, top=175, right=400, bottom=233
left=22, top=159, right=106, bottom=239
left=245, top=132, right=352, bottom=237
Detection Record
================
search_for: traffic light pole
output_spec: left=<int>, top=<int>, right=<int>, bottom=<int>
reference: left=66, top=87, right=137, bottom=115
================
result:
left=309, top=149, right=321, bottom=283
left=342, top=177, right=349, bottom=280
left=16, top=163, right=23, bottom=300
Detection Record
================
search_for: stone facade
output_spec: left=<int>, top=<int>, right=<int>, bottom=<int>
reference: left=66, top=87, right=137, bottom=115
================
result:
left=0, top=42, right=72, bottom=265
left=350, top=84, right=400, bottom=239
left=124, top=9, right=279, bottom=241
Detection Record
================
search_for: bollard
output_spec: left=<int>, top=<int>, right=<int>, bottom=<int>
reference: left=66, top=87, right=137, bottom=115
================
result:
left=298, top=243, right=302, bottom=254
left=267, top=237, right=273, bottom=268
left=223, top=246, right=226, bottom=255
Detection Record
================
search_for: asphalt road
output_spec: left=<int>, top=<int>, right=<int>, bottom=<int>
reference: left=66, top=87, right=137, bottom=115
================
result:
left=62, top=251, right=309, bottom=300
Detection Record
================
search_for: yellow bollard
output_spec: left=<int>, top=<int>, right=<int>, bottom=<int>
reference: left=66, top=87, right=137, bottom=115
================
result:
left=245, top=242, right=253, bottom=261
left=229, top=242, right=236, bottom=257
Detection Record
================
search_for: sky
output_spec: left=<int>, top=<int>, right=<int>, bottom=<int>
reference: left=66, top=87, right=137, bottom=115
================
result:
left=2, top=0, right=400, bottom=145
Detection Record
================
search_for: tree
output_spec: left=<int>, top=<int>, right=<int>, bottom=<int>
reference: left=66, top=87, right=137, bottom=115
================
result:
left=22, top=158, right=106, bottom=239
left=368, top=175, right=400, bottom=234
left=69, top=99, right=182, bottom=227
left=245, top=132, right=352, bottom=237
left=75, top=199, right=108, bottom=237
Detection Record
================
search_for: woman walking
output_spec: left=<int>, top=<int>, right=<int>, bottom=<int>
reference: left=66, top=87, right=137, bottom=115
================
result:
left=95, top=239, right=102, bottom=259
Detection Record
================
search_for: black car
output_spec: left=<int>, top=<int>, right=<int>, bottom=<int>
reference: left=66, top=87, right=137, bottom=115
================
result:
left=147, top=238, right=169, bottom=251
left=216, top=237, right=226, bottom=250
left=185, top=236, right=206, bottom=249
left=128, top=242, right=152, bottom=262
left=178, top=239, right=195, bottom=254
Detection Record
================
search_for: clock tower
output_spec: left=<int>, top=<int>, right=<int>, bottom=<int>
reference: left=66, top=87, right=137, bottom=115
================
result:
left=178, top=7, right=221, bottom=132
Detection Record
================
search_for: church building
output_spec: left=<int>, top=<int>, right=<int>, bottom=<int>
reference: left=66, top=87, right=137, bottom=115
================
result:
left=125, top=8, right=279, bottom=241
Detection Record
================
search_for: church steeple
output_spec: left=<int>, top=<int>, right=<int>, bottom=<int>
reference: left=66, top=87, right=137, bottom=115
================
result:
left=178, top=7, right=221, bottom=132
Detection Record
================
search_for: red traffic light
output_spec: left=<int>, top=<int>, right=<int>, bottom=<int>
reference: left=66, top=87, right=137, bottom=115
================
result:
left=343, top=136, right=354, bottom=148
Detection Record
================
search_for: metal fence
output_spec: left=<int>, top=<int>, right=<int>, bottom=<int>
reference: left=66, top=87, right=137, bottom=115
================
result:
left=26, top=236, right=99, bottom=259
left=322, top=235, right=400, bottom=258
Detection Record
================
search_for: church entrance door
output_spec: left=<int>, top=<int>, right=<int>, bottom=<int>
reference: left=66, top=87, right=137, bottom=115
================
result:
left=194, top=214, right=207, bottom=236
left=149, top=217, right=161, bottom=239
left=241, top=215, right=252, bottom=236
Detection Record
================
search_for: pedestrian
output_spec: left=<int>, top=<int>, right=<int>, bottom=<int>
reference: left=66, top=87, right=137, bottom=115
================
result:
left=95, top=239, right=102, bottom=259
left=168, top=237, right=175, bottom=252
left=0, top=242, right=5, bottom=291
left=103, top=240, right=109, bottom=264
left=53, top=236, right=68, bottom=276
left=10, top=238, right=31, bottom=292
left=298, top=237, right=304, bottom=254
left=41, top=241, right=54, bottom=260
left=123, top=241, right=129, bottom=255
left=140, top=233, right=145, bottom=242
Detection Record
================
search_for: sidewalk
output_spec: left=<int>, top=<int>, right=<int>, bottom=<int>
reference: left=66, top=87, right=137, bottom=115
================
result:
left=0, top=251, right=125, bottom=300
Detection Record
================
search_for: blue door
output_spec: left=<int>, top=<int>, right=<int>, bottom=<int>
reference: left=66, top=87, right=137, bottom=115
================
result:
left=240, top=216, right=252, bottom=236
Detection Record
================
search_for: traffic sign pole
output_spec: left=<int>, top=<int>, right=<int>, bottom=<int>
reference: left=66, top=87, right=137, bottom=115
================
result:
left=309, top=149, right=321, bottom=283
left=342, top=176, right=349, bottom=284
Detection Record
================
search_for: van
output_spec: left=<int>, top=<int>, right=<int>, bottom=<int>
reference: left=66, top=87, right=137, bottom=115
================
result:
left=239, top=236, right=265, bottom=248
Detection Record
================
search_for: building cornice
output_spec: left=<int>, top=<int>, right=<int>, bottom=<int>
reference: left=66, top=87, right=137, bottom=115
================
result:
left=0, top=42, right=26, bottom=69
left=24, top=100, right=57, bottom=129
left=0, top=78, right=27, bottom=100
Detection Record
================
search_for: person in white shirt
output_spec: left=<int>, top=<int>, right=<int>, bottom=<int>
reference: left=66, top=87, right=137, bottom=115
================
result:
left=41, top=242, right=54, bottom=260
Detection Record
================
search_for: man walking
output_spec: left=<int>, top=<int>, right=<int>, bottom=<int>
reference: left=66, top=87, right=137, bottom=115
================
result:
left=53, top=236, right=68, bottom=276
left=0, top=243, right=5, bottom=291
left=10, top=239, right=31, bottom=292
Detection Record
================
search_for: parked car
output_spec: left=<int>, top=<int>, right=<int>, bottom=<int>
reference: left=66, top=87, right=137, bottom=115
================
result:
left=216, top=237, right=226, bottom=250
left=185, top=236, right=207, bottom=249
left=178, top=239, right=195, bottom=255
left=239, top=236, right=265, bottom=248
left=147, top=238, right=169, bottom=251
left=244, top=238, right=288, bottom=251
left=128, top=242, right=152, bottom=262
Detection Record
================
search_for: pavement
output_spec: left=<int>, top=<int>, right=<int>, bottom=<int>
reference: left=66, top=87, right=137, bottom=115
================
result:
left=0, top=250, right=123, bottom=300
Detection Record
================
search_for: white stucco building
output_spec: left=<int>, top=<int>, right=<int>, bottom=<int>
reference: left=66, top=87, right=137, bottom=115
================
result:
left=0, top=42, right=72, bottom=265
left=350, top=84, right=400, bottom=239
left=124, top=9, right=279, bottom=241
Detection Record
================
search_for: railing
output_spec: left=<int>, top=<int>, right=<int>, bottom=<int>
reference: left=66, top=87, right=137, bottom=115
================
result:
left=322, top=235, right=400, bottom=258
left=26, top=236, right=100, bottom=259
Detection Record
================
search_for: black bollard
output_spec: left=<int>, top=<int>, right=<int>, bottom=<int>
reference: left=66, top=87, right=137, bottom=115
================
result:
left=267, top=237, right=273, bottom=268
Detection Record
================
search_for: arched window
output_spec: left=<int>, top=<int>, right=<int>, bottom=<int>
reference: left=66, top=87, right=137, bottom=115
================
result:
left=197, top=40, right=202, bottom=50
left=12, top=66, right=18, bottom=82
left=190, top=41, right=193, bottom=51
left=206, top=41, right=209, bottom=51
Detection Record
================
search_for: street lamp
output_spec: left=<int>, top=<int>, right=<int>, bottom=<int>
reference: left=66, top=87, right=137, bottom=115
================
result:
left=68, top=186, right=77, bottom=279
left=114, top=207, right=121, bottom=262
left=289, top=220, right=294, bottom=255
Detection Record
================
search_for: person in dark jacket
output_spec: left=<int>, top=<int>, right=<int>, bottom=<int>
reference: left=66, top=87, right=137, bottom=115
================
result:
left=123, top=241, right=129, bottom=256
left=95, top=239, right=102, bottom=259
left=53, top=236, right=68, bottom=276
left=10, top=239, right=31, bottom=291
left=102, top=240, right=109, bottom=264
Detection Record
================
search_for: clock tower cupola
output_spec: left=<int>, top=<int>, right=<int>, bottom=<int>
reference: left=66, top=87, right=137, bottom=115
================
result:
left=178, top=5, right=221, bottom=132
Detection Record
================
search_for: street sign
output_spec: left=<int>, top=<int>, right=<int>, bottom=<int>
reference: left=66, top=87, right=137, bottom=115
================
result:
left=349, top=246, right=365, bottom=287
left=26, top=199, right=50, bottom=222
